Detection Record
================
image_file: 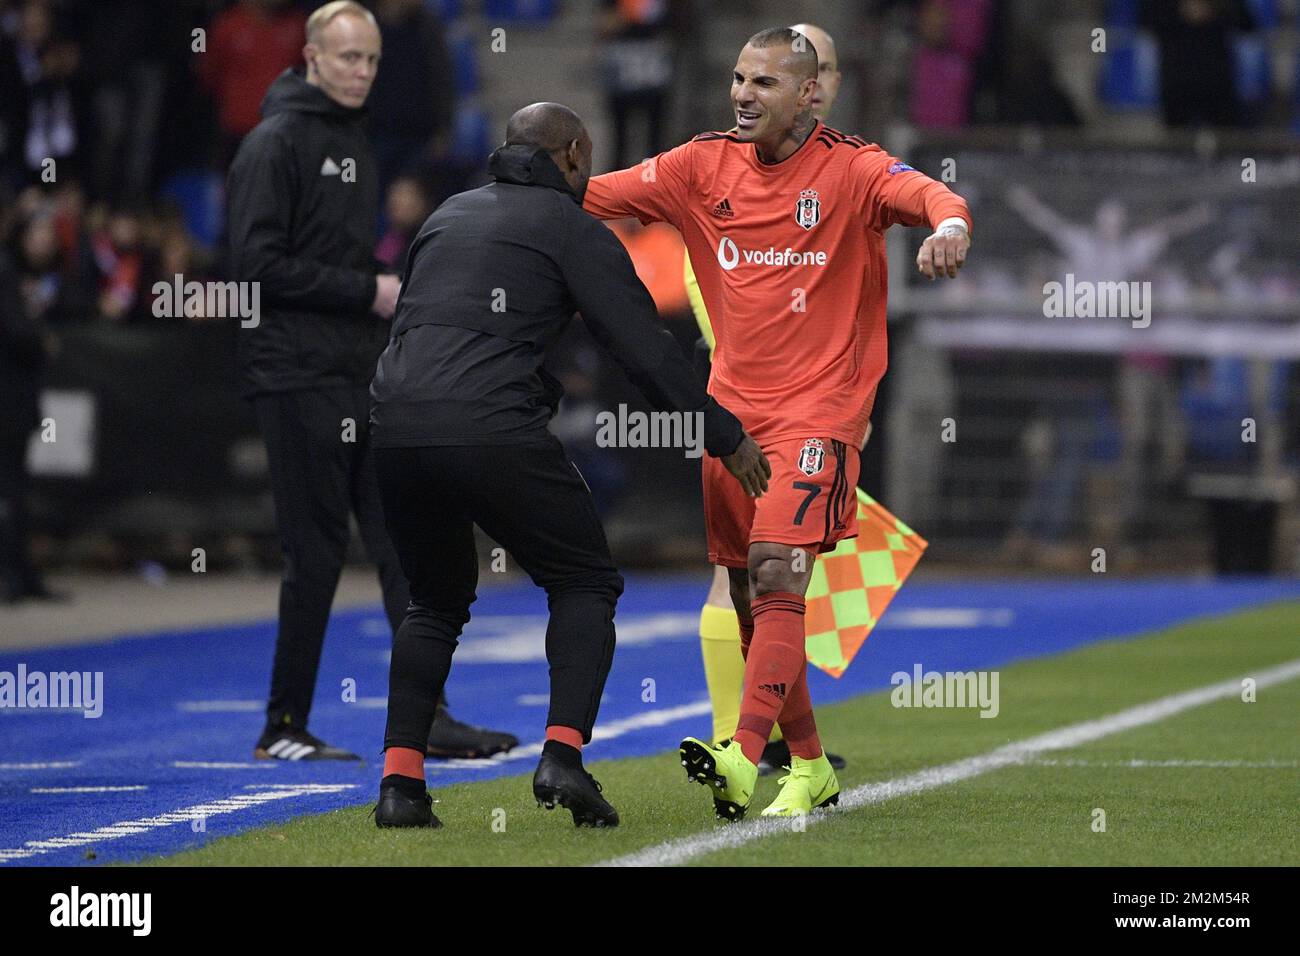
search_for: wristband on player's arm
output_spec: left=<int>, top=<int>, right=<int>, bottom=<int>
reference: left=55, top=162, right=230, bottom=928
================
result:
left=933, top=216, right=971, bottom=239
left=699, top=396, right=745, bottom=458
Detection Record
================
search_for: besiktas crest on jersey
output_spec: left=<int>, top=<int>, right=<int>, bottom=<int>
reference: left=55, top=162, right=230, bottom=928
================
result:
left=795, top=188, right=821, bottom=230
left=798, top=438, right=825, bottom=476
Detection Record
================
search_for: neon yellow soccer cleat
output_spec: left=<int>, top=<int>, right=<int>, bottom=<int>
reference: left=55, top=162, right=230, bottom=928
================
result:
left=760, top=753, right=841, bottom=818
left=679, top=737, right=758, bottom=822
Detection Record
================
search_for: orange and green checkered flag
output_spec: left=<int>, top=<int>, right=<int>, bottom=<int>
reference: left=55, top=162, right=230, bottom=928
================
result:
left=804, top=489, right=927, bottom=677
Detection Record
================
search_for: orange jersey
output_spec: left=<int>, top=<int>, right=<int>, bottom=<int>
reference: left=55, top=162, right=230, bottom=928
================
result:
left=583, top=122, right=971, bottom=447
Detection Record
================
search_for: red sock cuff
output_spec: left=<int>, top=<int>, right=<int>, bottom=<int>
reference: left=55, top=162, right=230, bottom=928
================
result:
left=546, top=725, right=584, bottom=750
left=383, top=746, right=425, bottom=782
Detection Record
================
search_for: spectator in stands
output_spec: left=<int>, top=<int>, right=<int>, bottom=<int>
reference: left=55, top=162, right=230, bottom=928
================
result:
left=597, top=0, right=683, bottom=168
left=47, top=179, right=91, bottom=273
left=909, top=0, right=994, bottom=129
left=375, top=173, right=431, bottom=274
left=367, top=0, right=454, bottom=197
left=197, top=0, right=308, bottom=166
left=0, top=16, right=28, bottom=194
left=1141, top=0, right=1256, bottom=128
left=10, top=198, right=94, bottom=324
left=72, top=0, right=168, bottom=203
left=13, top=0, right=82, bottom=183
left=91, top=205, right=148, bottom=322
left=973, top=6, right=1080, bottom=126
left=0, top=244, right=57, bottom=602
left=142, top=213, right=216, bottom=321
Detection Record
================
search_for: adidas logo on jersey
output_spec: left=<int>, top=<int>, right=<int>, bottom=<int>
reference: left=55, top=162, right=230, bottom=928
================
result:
left=320, top=157, right=342, bottom=176
left=758, top=682, right=787, bottom=701
left=711, top=197, right=735, bottom=219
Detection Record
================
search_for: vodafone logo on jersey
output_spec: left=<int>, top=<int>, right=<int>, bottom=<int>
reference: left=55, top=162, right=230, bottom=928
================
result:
left=715, top=236, right=828, bottom=272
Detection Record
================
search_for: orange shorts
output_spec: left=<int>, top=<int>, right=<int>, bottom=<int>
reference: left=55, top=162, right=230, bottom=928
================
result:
left=702, top=436, right=860, bottom=568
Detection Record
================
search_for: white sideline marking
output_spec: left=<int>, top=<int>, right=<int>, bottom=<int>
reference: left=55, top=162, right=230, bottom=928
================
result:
left=31, top=786, right=148, bottom=794
left=421, top=608, right=1008, bottom=665
left=881, top=608, right=1014, bottom=629
left=173, top=761, right=279, bottom=770
left=597, top=658, right=1300, bottom=867
left=0, top=784, right=358, bottom=863
left=431, top=612, right=701, bottom=664
left=377, top=606, right=1005, bottom=667
left=1028, top=758, right=1299, bottom=769
left=0, top=762, right=80, bottom=770
left=177, top=700, right=263, bottom=713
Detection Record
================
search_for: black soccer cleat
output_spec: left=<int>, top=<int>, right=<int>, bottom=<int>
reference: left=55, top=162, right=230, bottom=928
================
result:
left=255, top=727, right=361, bottom=761
left=533, top=753, right=620, bottom=828
left=758, top=738, right=846, bottom=776
left=373, top=774, right=442, bottom=829
left=425, top=704, right=520, bottom=759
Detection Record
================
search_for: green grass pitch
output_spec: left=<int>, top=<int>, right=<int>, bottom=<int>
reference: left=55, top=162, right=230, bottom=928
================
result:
left=136, top=601, right=1300, bottom=867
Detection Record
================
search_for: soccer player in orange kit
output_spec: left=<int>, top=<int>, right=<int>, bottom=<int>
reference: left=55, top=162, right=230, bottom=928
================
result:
left=583, top=27, right=972, bottom=820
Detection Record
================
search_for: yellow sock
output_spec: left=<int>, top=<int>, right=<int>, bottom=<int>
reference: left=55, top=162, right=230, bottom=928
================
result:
left=699, top=604, right=743, bottom=745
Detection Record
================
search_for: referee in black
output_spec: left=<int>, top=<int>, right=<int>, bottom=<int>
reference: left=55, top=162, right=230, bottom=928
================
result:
left=369, top=102, right=769, bottom=829
left=227, top=0, right=516, bottom=762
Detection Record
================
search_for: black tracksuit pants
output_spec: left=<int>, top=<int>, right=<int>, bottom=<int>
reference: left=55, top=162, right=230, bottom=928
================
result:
left=252, top=385, right=418, bottom=732
left=375, top=436, right=624, bottom=752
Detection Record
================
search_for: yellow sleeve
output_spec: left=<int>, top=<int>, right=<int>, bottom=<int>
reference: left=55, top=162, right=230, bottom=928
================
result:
left=683, top=250, right=715, bottom=355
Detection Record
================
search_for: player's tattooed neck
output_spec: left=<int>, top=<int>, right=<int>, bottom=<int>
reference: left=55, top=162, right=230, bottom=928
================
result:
left=790, top=108, right=816, bottom=145
left=765, top=108, right=816, bottom=164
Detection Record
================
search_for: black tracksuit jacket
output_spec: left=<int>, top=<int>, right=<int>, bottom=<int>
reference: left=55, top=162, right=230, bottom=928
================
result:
left=368, top=144, right=745, bottom=458
left=227, top=68, right=387, bottom=398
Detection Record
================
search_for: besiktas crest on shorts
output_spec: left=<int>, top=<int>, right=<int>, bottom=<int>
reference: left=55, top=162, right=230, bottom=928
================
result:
left=798, top=438, right=825, bottom=476
left=795, top=188, right=821, bottom=230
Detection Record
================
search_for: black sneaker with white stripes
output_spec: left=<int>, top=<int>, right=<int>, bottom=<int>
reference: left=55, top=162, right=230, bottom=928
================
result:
left=254, top=727, right=361, bottom=761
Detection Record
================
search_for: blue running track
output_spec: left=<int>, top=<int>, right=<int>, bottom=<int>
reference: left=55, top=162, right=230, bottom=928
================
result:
left=1, top=575, right=1296, bottom=865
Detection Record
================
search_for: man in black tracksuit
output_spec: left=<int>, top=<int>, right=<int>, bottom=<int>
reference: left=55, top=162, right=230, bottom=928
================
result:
left=226, top=2, right=516, bottom=762
left=0, top=249, right=50, bottom=604
left=369, top=102, right=769, bottom=828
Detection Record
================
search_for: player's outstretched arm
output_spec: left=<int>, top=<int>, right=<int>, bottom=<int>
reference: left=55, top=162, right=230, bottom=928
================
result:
left=558, top=206, right=770, bottom=491
left=852, top=149, right=973, bottom=280
left=581, top=142, right=693, bottom=227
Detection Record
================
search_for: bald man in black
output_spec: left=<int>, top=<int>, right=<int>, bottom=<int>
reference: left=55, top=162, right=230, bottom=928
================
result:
left=369, top=103, right=768, bottom=829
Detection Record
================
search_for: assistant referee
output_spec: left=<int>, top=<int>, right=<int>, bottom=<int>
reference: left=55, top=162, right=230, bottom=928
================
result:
left=369, top=102, right=769, bottom=829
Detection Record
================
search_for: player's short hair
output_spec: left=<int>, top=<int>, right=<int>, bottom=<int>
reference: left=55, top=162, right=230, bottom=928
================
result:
left=746, top=26, right=818, bottom=81
left=306, top=1, right=377, bottom=45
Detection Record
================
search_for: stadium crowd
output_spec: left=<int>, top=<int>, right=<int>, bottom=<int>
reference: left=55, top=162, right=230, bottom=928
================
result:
left=1, top=0, right=1297, bottom=595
